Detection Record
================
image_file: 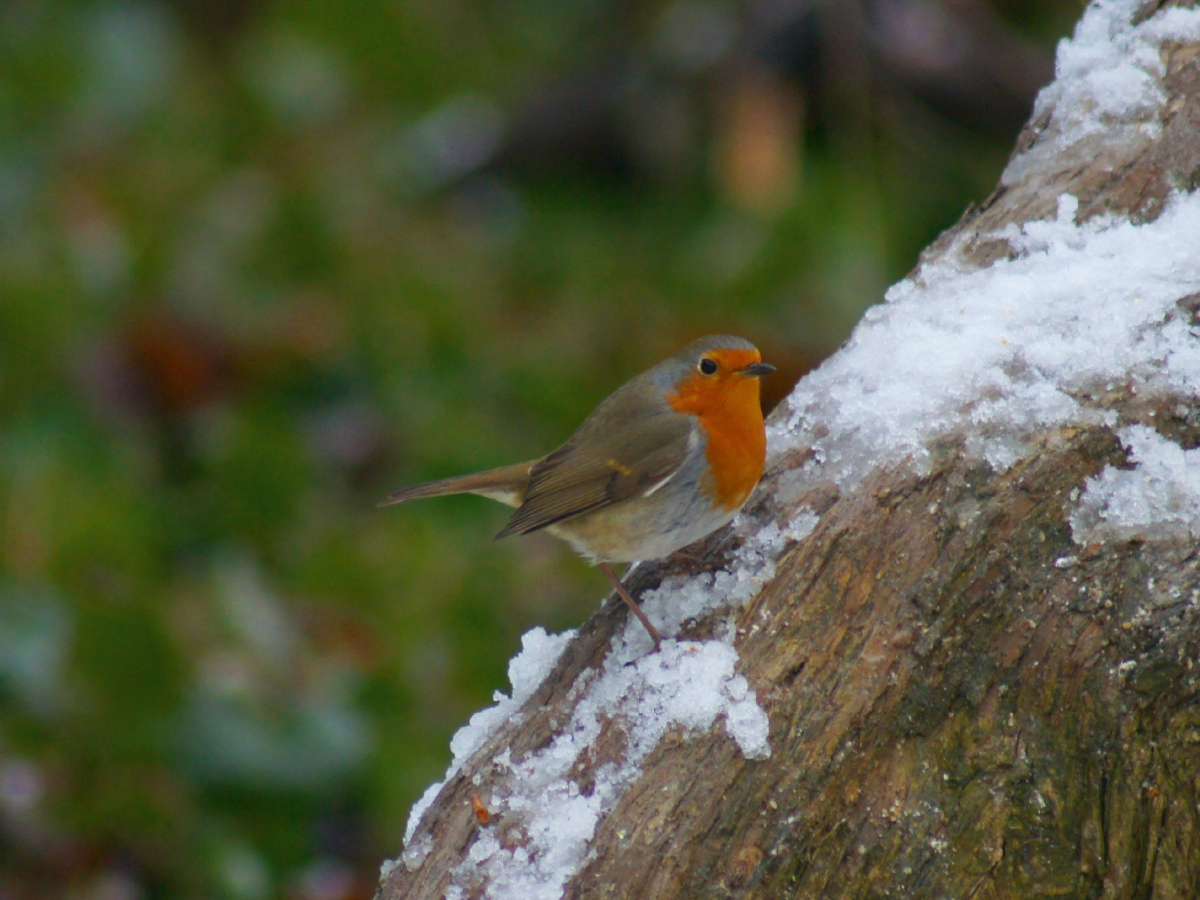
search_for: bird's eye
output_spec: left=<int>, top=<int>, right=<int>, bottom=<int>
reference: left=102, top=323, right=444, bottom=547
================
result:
left=699, top=358, right=718, bottom=375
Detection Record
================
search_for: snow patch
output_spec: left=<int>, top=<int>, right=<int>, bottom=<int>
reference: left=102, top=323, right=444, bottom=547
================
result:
left=386, top=512, right=791, bottom=895
left=436, top=637, right=769, bottom=900
left=777, top=191, right=1200, bottom=491
left=397, top=627, right=573, bottom=868
left=1007, top=0, right=1200, bottom=169
left=1071, top=425, right=1200, bottom=543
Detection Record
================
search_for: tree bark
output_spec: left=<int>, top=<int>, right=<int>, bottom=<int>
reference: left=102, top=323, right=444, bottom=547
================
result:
left=378, top=2, right=1200, bottom=897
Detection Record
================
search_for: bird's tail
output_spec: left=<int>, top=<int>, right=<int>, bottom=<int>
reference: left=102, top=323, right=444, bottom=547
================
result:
left=378, top=461, right=533, bottom=509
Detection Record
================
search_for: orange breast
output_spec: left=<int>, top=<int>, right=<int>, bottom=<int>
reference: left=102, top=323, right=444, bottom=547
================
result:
left=668, top=350, right=767, bottom=511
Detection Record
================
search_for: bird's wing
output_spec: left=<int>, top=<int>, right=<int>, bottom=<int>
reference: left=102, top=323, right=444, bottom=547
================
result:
left=495, top=400, right=695, bottom=539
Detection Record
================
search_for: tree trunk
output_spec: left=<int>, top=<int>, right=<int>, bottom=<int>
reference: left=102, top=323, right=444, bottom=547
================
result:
left=378, top=2, right=1200, bottom=897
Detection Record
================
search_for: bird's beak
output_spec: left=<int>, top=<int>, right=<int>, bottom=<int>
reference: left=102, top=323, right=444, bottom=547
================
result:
left=739, top=362, right=776, bottom=377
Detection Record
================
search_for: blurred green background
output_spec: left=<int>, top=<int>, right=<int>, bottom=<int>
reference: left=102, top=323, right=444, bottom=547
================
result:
left=0, top=0, right=1081, bottom=897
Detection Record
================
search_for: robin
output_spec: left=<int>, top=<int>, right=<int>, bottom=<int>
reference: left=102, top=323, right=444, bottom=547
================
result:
left=380, top=335, right=775, bottom=647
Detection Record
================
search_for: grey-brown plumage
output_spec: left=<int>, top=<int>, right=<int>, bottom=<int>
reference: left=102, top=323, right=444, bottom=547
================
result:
left=380, top=335, right=773, bottom=646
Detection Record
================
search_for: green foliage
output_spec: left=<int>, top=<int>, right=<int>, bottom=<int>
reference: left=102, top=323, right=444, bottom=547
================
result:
left=0, top=0, right=1080, bottom=896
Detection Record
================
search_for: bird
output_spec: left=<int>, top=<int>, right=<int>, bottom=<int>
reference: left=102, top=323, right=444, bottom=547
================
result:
left=380, top=335, right=774, bottom=647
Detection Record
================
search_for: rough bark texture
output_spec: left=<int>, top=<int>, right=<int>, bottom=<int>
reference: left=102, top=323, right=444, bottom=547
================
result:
left=379, top=3, right=1200, bottom=897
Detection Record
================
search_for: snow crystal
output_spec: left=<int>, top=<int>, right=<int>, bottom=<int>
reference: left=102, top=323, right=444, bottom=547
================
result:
left=1004, top=0, right=1200, bottom=183
left=782, top=510, right=820, bottom=543
left=1071, top=425, right=1200, bottom=543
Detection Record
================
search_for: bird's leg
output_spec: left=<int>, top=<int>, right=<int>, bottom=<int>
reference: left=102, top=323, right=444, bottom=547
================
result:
left=598, top=563, right=662, bottom=649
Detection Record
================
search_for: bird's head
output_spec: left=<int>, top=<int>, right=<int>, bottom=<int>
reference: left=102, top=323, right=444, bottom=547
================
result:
left=660, top=335, right=775, bottom=417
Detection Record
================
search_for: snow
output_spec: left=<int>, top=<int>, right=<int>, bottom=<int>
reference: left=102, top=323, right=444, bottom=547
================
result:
left=1071, top=425, right=1200, bottom=543
left=401, top=627, right=574, bottom=855
left=1002, top=0, right=1200, bottom=184
left=1034, top=0, right=1200, bottom=143
left=437, top=637, right=769, bottom=900
left=392, top=518, right=784, bottom=895
left=775, top=191, right=1200, bottom=486
left=387, top=1, right=1200, bottom=895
